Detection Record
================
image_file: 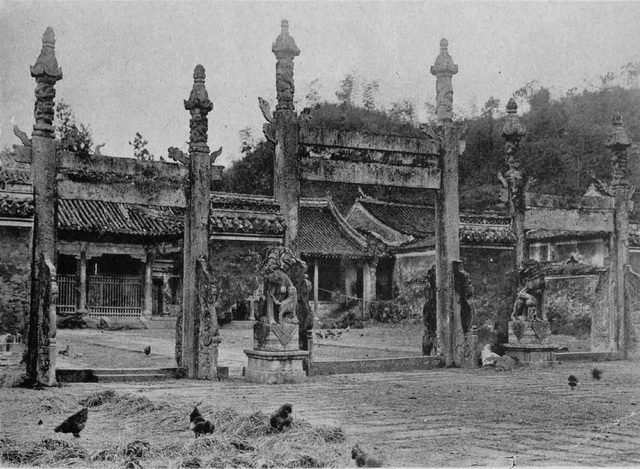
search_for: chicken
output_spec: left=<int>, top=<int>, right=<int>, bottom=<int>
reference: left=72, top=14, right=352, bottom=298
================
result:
left=351, top=444, right=383, bottom=467
left=568, top=374, right=579, bottom=391
left=54, top=408, right=88, bottom=438
left=592, top=368, right=602, bottom=380
left=144, top=346, right=151, bottom=356
left=189, top=406, right=214, bottom=437
left=269, top=403, right=293, bottom=432
left=58, top=345, right=70, bottom=356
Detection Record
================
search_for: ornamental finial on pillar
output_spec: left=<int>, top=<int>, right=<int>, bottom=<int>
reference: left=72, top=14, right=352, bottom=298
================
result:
left=502, top=98, right=526, bottom=162
left=430, top=38, right=458, bottom=124
left=605, top=112, right=631, bottom=151
left=606, top=112, right=632, bottom=187
left=31, top=27, right=63, bottom=137
left=272, top=19, right=301, bottom=111
left=184, top=64, right=213, bottom=151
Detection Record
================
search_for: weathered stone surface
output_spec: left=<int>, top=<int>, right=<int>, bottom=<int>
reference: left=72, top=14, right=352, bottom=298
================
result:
left=502, top=343, right=558, bottom=367
left=244, top=349, right=307, bottom=384
left=298, top=157, right=441, bottom=189
left=0, top=226, right=31, bottom=334
left=299, top=127, right=439, bottom=155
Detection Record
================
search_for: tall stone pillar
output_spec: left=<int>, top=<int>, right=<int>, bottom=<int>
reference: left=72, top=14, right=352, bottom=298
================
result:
left=313, top=259, right=319, bottom=314
left=430, top=39, right=465, bottom=367
left=26, top=27, right=62, bottom=386
left=179, top=65, right=220, bottom=379
left=143, top=249, right=154, bottom=316
left=501, top=98, right=527, bottom=270
left=272, top=19, right=301, bottom=253
left=77, top=248, right=87, bottom=314
left=605, top=114, right=631, bottom=356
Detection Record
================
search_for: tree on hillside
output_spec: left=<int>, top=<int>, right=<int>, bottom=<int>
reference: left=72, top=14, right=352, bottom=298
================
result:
left=362, top=80, right=380, bottom=111
left=220, top=129, right=274, bottom=195
left=336, top=73, right=358, bottom=105
left=129, top=132, right=155, bottom=161
left=55, top=100, right=93, bottom=158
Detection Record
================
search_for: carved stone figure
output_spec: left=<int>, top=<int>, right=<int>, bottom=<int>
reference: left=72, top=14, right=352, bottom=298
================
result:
left=38, top=254, right=58, bottom=385
left=184, top=65, right=213, bottom=150
left=254, top=247, right=312, bottom=350
left=272, top=20, right=300, bottom=111
left=430, top=38, right=458, bottom=123
left=422, top=266, right=437, bottom=356
left=511, top=260, right=546, bottom=322
left=31, top=27, right=63, bottom=137
left=454, top=261, right=475, bottom=333
left=197, top=258, right=219, bottom=379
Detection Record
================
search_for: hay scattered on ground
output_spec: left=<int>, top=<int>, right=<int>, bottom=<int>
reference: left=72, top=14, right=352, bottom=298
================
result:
left=0, top=437, right=88, bottom=467
left=2, top=389, right=349, bottom=468
left=79, top=389, right=117, bottom=407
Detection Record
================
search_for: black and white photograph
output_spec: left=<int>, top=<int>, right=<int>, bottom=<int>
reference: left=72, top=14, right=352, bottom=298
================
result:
left=2, top=1, right=640, bottom=467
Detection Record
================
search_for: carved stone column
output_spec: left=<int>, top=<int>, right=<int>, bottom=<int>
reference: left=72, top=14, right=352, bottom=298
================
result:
left=27, top=27, right=62, bottom=386
left=430, top=39, right=466, bottom=367
left=605, top=113, right=632, bottom=356
left=272, top=20, right=301, bottom=253
left=180, top=65, right=219, bottom=379
left=313, top=259, right=319, bottom=314
left=77, top=248, right=87, bottom=314
left=501, top=98, right=527, bottom=271
left=143, top=248, right=154, bottom=316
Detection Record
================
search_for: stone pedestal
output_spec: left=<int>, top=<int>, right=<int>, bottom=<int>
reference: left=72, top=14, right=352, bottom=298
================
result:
left=508, top=320, right=551, bottom=344
left=244, top=349, right=308, bottom=384
left=502, top=343, right=558, bottom=368
left=504, top=320, right=557, bottom=367
left=245, top=322, right=308, bottom=384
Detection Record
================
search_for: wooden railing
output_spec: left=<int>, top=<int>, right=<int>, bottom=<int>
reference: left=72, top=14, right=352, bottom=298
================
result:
left=56, top=274, right=76, bottom=314
left=87, top=275, right=142, bottom=317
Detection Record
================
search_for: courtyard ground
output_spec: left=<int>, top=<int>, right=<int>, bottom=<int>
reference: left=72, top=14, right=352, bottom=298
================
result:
left=1, top=360, right=640, bottom=467
left=53, top=321, right=427, bottom=372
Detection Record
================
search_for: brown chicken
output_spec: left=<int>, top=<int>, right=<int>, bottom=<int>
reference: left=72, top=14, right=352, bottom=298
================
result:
left=144, top=346, right=151, bottom=356
left=189, top=406, right=214, bottom=437
left=351, top=444, right=383, bottom=467
left=270, top=403, right=293, bottom=432
left=54, top=408, right=88, bottom=438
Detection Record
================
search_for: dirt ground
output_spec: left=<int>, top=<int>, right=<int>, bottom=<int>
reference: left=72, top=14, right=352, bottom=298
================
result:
left=53, top=322, right=427, bottom=371
left=2, top=360, right=640, bottom=467
left=2, top=323, right=631, bottom=467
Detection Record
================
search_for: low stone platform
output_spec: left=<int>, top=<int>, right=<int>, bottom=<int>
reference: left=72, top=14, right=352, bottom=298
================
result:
left=502, top=343, right=558, bottom=368
left=244, top=349, right=308, bottom=384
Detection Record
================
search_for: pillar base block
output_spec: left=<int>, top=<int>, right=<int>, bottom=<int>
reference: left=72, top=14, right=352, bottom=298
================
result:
left=244, top=349, right=308, bottom=384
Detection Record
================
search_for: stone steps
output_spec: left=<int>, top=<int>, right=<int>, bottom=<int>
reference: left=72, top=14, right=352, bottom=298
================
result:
left=57, top=366, right=235, bottom=382
left=93, top=367, right=178, bottom=383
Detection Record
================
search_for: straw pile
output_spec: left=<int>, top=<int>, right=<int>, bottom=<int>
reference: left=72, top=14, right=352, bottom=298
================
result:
left=1, top=389, right=349, bottom=468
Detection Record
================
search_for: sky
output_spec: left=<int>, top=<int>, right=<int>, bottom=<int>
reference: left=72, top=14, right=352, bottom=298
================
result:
left=2, top=1, right=640, bottom=167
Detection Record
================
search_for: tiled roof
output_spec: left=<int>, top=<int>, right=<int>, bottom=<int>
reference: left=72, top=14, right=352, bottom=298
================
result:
left=209, top=192, right=284, bottom=236
left=356, top=198, right=434, bottom=237
left=353, top=197, right=515, bottom=250
left=58, top=199, right=183, bottom=237
left=58, top=193, right=287, bottom=239
left=299, top=198, right=369, bottom=258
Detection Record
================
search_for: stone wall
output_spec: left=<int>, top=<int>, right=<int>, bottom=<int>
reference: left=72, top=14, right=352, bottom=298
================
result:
left=0, top=225, right=32, bottom=334
left=392, top=247, right=514, bottom=338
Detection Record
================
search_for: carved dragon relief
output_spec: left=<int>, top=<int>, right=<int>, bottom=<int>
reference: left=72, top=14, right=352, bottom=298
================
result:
left=13, top=126, right=33, bottom=164
left=259, top=97, right=276, bottom=144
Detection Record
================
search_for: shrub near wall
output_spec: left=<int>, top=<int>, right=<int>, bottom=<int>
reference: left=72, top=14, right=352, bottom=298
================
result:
left=0, top=226, right=31, bottom=334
